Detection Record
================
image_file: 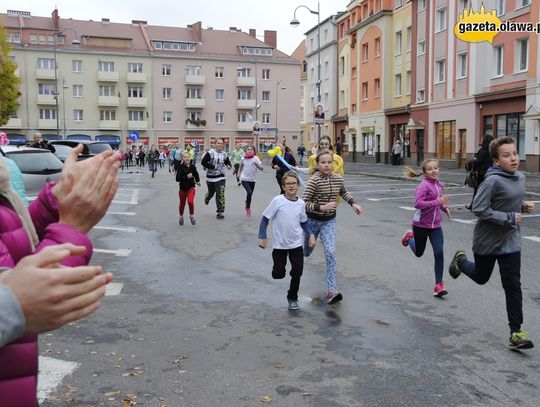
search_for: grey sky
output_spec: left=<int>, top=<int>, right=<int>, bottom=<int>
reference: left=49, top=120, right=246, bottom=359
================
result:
left=5, top=0, right=347, bottom=55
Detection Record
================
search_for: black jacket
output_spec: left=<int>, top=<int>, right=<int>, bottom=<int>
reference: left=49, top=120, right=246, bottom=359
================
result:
left=176, top=162, right=200, bottom=191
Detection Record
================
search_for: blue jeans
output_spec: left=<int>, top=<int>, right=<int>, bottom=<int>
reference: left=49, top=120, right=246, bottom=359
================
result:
left=408, top=226, right=444, bottom=284
left=304, top=218, right=337, bottom=294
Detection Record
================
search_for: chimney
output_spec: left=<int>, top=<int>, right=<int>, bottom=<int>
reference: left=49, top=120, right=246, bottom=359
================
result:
left=264, top=30, right=277, bottom=49
left=249, top=29, right=256, bottom=38
left=51, top=8, right=59, bottom=29
left=102, top=18, right=110, bottom=24
left=132, top=20, right=147, bottom=25
left=191, top=21, right=202, bottom=43
left=229, top=26, right=237, bottom=31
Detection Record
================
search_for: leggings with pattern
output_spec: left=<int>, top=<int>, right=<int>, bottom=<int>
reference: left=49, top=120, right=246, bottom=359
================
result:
left=304, top=218, right=337, bottom=294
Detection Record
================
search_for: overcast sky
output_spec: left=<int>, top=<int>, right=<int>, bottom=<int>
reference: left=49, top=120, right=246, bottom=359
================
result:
left=4, top=0, right=347, bottom=55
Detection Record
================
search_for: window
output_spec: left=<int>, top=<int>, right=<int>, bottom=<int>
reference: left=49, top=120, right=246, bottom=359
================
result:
left=238, top=89, right=251, bottom=100
left=98, top=61, right=114, bottom=72
left=340, top=56, right=345, bottom=75
left=418, top=40, right=426, bottom=55
left=187, top=88, right=201, bottom=99
left=262, top=69, right=270, bottom=80
left=187, top=111, right=201, bottom=121
left=495, top=113, right=525, bottom=158
left=240, top=46, right=272, bottom=56
left=99, top=85, right=115, bottom=97
left=405, top=71, right=411, bottom=95
left=237, top=68, right=251, bottom=78
left=73, top=110, right=83, bottom=121
left=300, top=85, right=305, bottom=98
left=215, top=66, right=224, bottom=78
left=6, top=32, right=21, bottom=43
left=458, top=0, right=469, bottom=12
left=435, top=120, right=456, bottom=160
left=517, top=0, right=530, bottom=7
left=395, top=31, right=402, bottom=55
left=73, top=85, right=83, bottom=97
left=497, top=0, right=505, bottom=15
left=417, top=89, right=425, bottom=103
left=186, top=65, right=201, bottom=75
left=162, top=64, right=171, bottom=76
left=262, top=113, right=270, bottom=124
left=38, top=83, right=56, bottom=95
left=153, top=41, right=195, bottom=51
left=374, top=78, right=381, bottom=97
left=362, top=43, right=369, bottom=62
left=493, top=45, right=504, bottom=77
left=37, top=58, right=54, bottom=69
left=100, top=110, right=116, bottom=120
left=324, top=61, right=329, bottom=79
left=516, top=38, right=528, bottom=72
left=406, top=27, right=411, bottom=52
left=435, top=8, right=447, bottom=32
left=163, top=111, right=172, bottom=123
left=262, top=91, right=270, bottom=101
left=362, top=82, right=368, bottom=100
left=418, top=0, right=426, bottom=10
left=238, top=112, right=250, bottom=122
left=395, top=0, right=403, bottom=7
left=435, top=59, right=446, bottom=83
left=128, top=111, right=144, bottom=121
left=30, top=34, right=37, bottom=44
left=457, top=53, right=467, bottom=79
left=216, top=112, right=224, bottom=124
left=375, top=37, right=381, bottom=56
left=163, top=88, right=172, bottom=99
left=128, top=87, right=143, bottom=98
left=395, top=74, right=402, bottom=96
left=215, top=89, right=224, bottom=101
left=38, top=35, right=46, bottom=44
left=39, top=109, right=56, bottom=120
left=72, top=60, right=82, bottom=73
left=128, top=63, right=143, bottom=73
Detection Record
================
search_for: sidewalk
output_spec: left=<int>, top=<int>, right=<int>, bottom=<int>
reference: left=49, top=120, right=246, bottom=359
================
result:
left=343, top=161, right=540, bottom=197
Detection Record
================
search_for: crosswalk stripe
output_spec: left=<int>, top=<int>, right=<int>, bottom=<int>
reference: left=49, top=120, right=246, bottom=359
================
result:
left=105, top=282, right=124, bottom=296
left=38, top=357, right=78, bottom=403
left=94, top=225, right=136, bottom=232
left=93, top=248, right=132, bottom=257
left=524, top=236, right=540, bottom=243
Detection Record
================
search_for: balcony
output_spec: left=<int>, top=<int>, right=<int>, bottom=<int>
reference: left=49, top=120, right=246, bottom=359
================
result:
left=236, top=76, right=256, bottom=87
left=237, top=99, right=256, bottom=109
left=38, top=119, right=57, bottom=128
left=3, top=117, right=22, bottom=128
left=126, top=72, right=147, bottom=83
left=98, top=96, right=120, bottom=106
left=35, top=68, right=56, bottom=80
left=128, top=120, right=148, bottom=130
left=98, top=120, right=120, bottom=129
left=185, top=98, right=206, bottom=108
left=127, top=97, right=148, bottom=108
left=37, top=94, right=57, bottom=105
left=97, top=71, right=119, bottom=82
left=237, top=122, right=253, bottom=132
left=184, top=74, right=205, bottom=85
left=185, top=119, right=206, bottom=131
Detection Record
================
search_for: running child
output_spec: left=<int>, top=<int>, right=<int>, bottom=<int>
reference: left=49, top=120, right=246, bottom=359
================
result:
left=259, top=172, right=316, bottom=310
left=176, top=151, right=200, bottom=225
left=448, top=136, right=535, bottom=350
left=201, top=138, right=231, bottom=219
left=401, top=159, right=451, bottom=297
left=238, top=145, right=264, bottom=217
left=302, top=150, right=363, bottom=304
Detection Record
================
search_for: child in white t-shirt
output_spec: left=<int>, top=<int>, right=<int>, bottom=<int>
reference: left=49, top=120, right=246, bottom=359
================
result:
left=238, top=145, right=263, bottom=218
left=258, top=172, right=316, bottom=310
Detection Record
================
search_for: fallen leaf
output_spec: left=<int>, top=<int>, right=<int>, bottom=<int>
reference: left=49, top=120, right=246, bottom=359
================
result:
left=274, top=363, right=285, bottom=369
left=376, top=319, right=390, bottom=327
left=260, top=395, right=272, bottom=403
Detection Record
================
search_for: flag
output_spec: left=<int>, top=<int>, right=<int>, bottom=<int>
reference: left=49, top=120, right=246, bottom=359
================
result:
left=246, top=112, right=253, bottom=122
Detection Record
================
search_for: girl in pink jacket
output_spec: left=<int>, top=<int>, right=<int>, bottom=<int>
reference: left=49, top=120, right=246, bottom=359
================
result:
left=401, top=159, right=450, bottom=297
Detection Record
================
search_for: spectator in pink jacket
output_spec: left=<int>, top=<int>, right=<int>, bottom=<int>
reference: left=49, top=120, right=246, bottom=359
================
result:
left=0, top=144, right=119, bottom=407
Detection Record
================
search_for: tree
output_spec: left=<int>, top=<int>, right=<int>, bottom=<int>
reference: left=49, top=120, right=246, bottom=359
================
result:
left=0, top=22, right=21, bottom=127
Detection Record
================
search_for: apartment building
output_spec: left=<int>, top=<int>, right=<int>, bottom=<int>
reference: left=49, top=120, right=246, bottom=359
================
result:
left=291, top=41, right=310, bottom=151
left=1, top=9, right=301, bottom=153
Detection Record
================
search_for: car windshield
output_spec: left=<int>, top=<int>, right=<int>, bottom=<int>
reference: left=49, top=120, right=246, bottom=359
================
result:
left=6, top=151, right=63, bottom=173
left=88, top=143, right=112, bottom=154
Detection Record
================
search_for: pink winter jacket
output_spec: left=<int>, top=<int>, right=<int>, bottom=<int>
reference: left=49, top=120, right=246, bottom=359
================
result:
left=0, top=182, right=92, bottom=407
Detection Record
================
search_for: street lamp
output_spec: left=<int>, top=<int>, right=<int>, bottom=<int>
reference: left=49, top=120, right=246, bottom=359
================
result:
left=291, top=1, right=321, bottom=143
left=53, top=29, right=80, bottom=138
left=275, top=80, right=286, bottom=140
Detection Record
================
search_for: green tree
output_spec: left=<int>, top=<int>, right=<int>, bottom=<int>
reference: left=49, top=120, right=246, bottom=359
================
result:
left=0, top=22, right=21, bottom=127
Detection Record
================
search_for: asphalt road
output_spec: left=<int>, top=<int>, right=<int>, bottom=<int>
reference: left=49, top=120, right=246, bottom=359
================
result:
left=39, top=163, right=540, bottom=407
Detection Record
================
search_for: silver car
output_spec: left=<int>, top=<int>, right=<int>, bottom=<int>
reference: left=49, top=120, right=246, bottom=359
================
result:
left=1, top=145, right=63, bottom=199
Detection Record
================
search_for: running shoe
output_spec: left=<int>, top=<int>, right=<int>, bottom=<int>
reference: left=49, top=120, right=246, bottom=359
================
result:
left=508, top=331, right=534, bottom=350
left=433, top=282, right=448, bottom=297
left=449, top=250, right=467, bottom=279
left=204, top=193, right=210, bottom=205
left=327, top=292, right=343, bottom=304
left=401, top=230, right=414, bottom=247
left=178, top=216, right=184, bottom=226
left=190, top=216, right=196, bottom=225
left=246, top=208, right=252, bottom=217
left=216, top=212, right=225, bottom=219
left=288, top=299, right=299, bottom=310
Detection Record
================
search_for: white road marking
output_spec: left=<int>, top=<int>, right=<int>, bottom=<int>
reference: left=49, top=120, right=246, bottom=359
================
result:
left=399, top=206, right=416, bottom=211
left=131, top=189, right=139, bottom=204
left=38, top=356, right=79, bottom=403
left=105, top=282, right=124, bottom=296
left=94, top=225, right=137, bottom=233
left=451, top=218, right=477, bottom=224
left=107, top=211, right=136, bottom=216
left=93, top=248, right=132, bottom=257
left=524, top=236, right=540, bottom=243
left=111, top=199, right=137, bottom=205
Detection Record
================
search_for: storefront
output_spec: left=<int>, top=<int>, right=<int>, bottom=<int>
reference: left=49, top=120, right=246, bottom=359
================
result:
left=7, top=133, right=26, bottom=146
left=234, top=136, right=254, bottom=148
left=125, top=136, right=149, bottom=146
left=157, top=137, right=180, bottom=147
left=96, top=134, right=121, bottom=148
left=67, top=134, right=92, bottom=142
left=184, top=136, right=205, bottom=155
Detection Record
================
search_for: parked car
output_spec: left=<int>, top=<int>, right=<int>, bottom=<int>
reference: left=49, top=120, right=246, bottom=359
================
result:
left=51, top=143, right=78, bottom=163
left=51, top=140, right=112, bottom=160
left=0, top=145, right=63, bottom=199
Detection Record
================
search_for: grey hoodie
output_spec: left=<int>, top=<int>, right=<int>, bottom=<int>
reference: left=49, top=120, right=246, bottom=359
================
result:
left=471, top=166, right=525, bottom=255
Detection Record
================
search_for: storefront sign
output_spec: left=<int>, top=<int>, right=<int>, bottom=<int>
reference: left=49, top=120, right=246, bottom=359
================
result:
left=158, top=137, right=179, bottom=145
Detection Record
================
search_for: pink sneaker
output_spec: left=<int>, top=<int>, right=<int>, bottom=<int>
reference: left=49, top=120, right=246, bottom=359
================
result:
left=246, top=208, right=252, bottom=217
left=401, top=230, right=414, bottom=247
left=433, top=282, right=448, bottom=297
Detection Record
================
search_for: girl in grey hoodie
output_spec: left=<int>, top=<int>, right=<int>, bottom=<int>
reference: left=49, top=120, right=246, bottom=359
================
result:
left=448, top=137, right=535, bottom=350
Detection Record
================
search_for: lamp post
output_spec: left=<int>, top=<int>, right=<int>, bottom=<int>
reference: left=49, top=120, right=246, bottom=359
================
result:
left=275, top=80, right=286, bottom=140
left=291, top=1, right=321, bottom=143
left=61, top=79, right=69, bottom=138
left=53, top=29, right=80, bottom=137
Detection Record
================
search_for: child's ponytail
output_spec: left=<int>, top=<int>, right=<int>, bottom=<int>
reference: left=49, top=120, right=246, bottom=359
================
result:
left=403, top=166, right=421, bottom=178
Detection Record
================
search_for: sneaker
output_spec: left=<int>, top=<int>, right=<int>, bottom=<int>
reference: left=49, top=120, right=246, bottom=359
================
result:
left=237, top=181, right=241, bottom=186
left=287, top=299, right=299, bottom=310
left=216, top=212, right=224, bottom=219
left=449, top=250, right=467, bottom=279
left=204, top=194, right=210, bottom=205
left=246, top=208, right=252, bottom=217
left=178, top=216, right=184, bottom=226
left=508, top=330, right=534, bottom=350
left=433, top=282, right=448, bottom=297
left=465, top=204, right=472, bottom=211
left=327, top=292, right=343, bottom=304
left=190, top=216, right=196, bottom=225
left=401, top=230, right=414, bottom=247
